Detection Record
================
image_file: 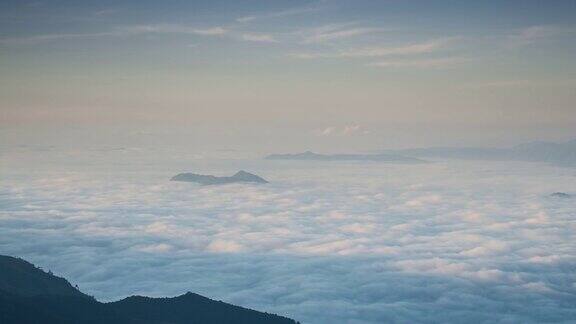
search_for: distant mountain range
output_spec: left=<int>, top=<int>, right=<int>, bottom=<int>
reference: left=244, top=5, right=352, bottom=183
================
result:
left=384, top=139, right=576, bottom=166
left=265, top=140, right=576, bottom=166
left=265, top=151, right=427, bottom=163
left=0, top=255, right=297, bottom=324
left=171, top=170, right=268, bottom=185
left=550, top=192, right=572, bottom=198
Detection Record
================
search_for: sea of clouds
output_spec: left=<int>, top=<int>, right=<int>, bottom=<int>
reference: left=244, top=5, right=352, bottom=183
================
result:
left=1, top=148, right=575, bottom=323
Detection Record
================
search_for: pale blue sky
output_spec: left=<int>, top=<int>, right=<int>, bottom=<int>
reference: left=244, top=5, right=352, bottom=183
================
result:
left=1, top=0, right=575, bottom=151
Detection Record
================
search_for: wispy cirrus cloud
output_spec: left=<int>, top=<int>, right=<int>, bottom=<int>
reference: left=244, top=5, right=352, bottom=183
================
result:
left=120, top=24, right=228, bottom=36
left=236, top=16, right=256, bottom=23
left=0, top=24, right=228, bottom=46
left=191, top=27, right=228, bottom=35
left=368, top=57, right=466, bottom=69
left=301, top=24, right=382, bottom=43
left=290, top=39, right=450, bottom=59
left=234, top=3, right=323, bottom=24
left=0, top=32, right=122, bottom=46
left=0, top=23, right=282, bottom=48
left=93, top=9, right=119, bottom=17
left=241, top=33, right=278, bottom=43
left=507, top=25, right=570, bottom=47
left=269, top=6, right=322, bottom=18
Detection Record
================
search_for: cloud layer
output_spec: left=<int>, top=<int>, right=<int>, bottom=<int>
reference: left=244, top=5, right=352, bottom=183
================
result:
left=1, top=150, right=575, bottom=323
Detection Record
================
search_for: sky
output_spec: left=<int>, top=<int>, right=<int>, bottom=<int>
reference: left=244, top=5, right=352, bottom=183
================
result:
left=1, top=0, right=576, bottom=152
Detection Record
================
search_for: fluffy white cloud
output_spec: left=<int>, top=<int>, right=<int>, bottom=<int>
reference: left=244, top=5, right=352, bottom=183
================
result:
left=207, top=239, right=245, bottom=253
left=1, top=149, right=575, bottom=323
left=314, top=124, right=369, bottom=137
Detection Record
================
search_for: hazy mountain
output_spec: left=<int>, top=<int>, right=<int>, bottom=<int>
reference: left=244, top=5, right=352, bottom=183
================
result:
left=0, top=255, right=297, bottom=324
left=265, top=151, right=427, bottom=163
left=171, top=170, right=268, bottom=185
left=550, top=192, right=572, bottom=198
left=384, top=139, right=576, bottom=166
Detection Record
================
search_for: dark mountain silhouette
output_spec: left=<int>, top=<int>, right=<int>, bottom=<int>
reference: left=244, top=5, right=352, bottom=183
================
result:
left=171, top=170, right=268, bottom=185
left=265, top=151, right=427, bottom=163
left=0, top=255, right=87, bottom=298
left=0, top=255, right=297, bottom=324
left=107, top=293, right=293, bottom=324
